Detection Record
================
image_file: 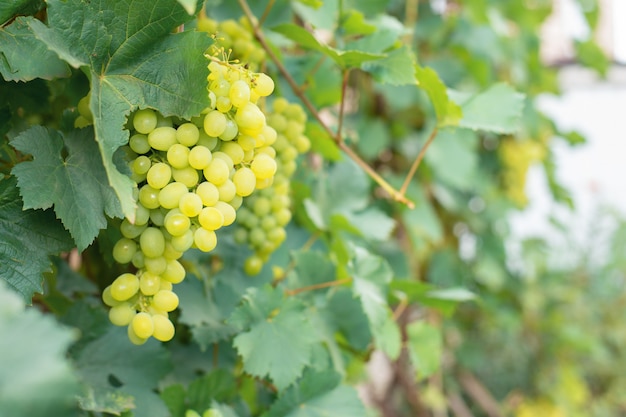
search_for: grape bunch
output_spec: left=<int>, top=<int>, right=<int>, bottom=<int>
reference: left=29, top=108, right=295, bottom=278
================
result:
left=233, top=97, right=310, bottom=275
left=102, top=59, right=278, bottom=344
left=499, top=138, right=546, bottom=207
left=196, top=15, right=265, bottom=71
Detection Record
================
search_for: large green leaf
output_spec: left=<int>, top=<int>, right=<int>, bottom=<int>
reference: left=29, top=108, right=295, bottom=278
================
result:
left=406, top=321, right=442, bottom=380
left=361, top=45, right=417, bottom=85
left=0, top=177, right=74, bottom=302
left=0, top=0, right=42, bottom=25
left=451, top=83, right=525, bottom=134
left=29, top=0, right=211, bottom=219
left=271, top=23, right=384, bottom=68
left=0, top=280, right=80, bottom=417
left=415, top=64, right=462, bottom=127
left=75, top=326, right=172, bottom=417
left=263, top=370, right=366, bottom=417
left=11, top=126, right=122, bottom=251
left=229, top=285, right=318, bottom=391
left=0, top=17, right=70, bottom=82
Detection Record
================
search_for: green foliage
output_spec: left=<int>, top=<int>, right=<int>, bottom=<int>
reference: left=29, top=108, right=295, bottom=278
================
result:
left=0, top=0, right=613, bottom=416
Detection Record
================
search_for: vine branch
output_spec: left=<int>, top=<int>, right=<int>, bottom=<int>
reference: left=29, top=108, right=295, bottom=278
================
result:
left=285, top=278, right=352, bottom=296
left=237, top=0, right=416, bottom=209
left=400, top=127, right=438, bottom=196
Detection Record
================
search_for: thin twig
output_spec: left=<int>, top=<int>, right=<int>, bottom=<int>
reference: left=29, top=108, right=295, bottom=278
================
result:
left=458, top=371, right=503, bottom=417
left=258, top=0, right=275, bottom=27
left=285, top=278, right=352, bottom=296
left=392, top=297, right=409, bottom=322
left=336, top=69, right=350, bottom=140
left=399, top=127, right=438, bottom=196
left=448, top=392, right=475, bottom=417
left=237, top=0, right=415, bottom=209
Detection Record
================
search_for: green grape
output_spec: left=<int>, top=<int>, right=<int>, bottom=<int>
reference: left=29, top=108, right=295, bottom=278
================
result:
left=195, top=182, right=220, bottom=206
left=132, top=251, right=145, bottom=269
left=148, top=126, right=177, bottom=151
left=249, top=228, right=265, bottom=247
left=272, top=97, right=289, bottom=113
left=212, top=151, right=234, bottom=170
left=139, top=271, right=161, bottom=296
left=131, top=312, right=154, bottom=339
left=162, top=259, right=185, bottom=284
left=179, top=192, right=203, bottom=217
left=77, top=94, right=92, bottom=121
left=260, top=216, right=277, bottom=231
left=134, top=203, right=151, bottom=226
left=163, top=241, right=183, bottom=260
left=176, top=123, right=200, bottom=146
left=238, top=134, right=256, bottom=151
left=230, top=194, right=243, bottom=209
left=127, top=324, right=148, bottom=346
left=165, top=212, right=191, bottom=236
left=133, top=109, right=158, bottom=134
left=233, top=167, right=256, bottom=197
left=197, top=131, right=218, bottom=150
left=253, top=73, right=274, bottom=97
left=220, top=142, right=244, bottom=165
left=203, top=158, right=230, bottom=186
left=120, top=218, right=147, bottom=239
left=216, top=96, right=232, bottom=113
left=149, top=208, right=166, bottom=226
left=235, top=102, right=265, bottom=136
left=219, top=118, right=238, bottom=141
left=253, top=197, right=271, bottom=217
left=244, top=256, right=263, bottom=275
left=233, top=228, right=248, bottom=244
left=109, top=303, right=136, bottom=326
left=188, top=145, right=213, bottom=170
left=217, top=180, right=236, bottom=202
left=268, top=227, right=286, bottom=243
left=194, top=228, right=217, bottom=252
left=139, top=185, right=160, bottom=209
left=210, top=78, right=230, bottom=96
left=158, top=181, right=188, bottom=209
left=275, top=208, right=292, bottom=226
left=156, top=114, right=174, bottom=128
left=294, top=134, right=311, bottom=153
left=251, top=153, right=277, bottom=180
left=198, top=207, right=224, bottom=231
left=152, top=290, right=179, bottom=312
left=152, top=315, right=175, bottom=342
left=172, top=166, right=200, bottom=188
left=171, top=229, right=194, bottom=252
left=261, top=125, right=278, bottom=146
left=144, top=256, right=167, bottom=275
left=102, top=286, right=120, bottom=307
left=111, top=273, right=140, bottom=301
left=129, top=134, right=151, bottom=154
left=140, top=227, right=166, bottom=258
left=204, top=110, right=227, bottom=137
left=229, top=79, right=251, bottom=108
left=256, top=145, right=276, bottom=158
left=167, top=144, right=190, bottom=169
left=113, top=238, right=137, bottom=264
left=159, top=279, right=173, bottom=291
left=215, top=201, right=236, bottom=226
left=147, top=162, right=172, bottom=189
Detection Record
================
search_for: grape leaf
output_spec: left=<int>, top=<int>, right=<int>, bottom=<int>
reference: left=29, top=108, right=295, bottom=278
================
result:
left=406, top=321, right=442, bottom=380
left=361, top=45, right=417, bottom=85
left=29, top=0, right=211, bottom=220
left=0, top=280, right=80, bottom=417
left=415, top=64, right=462, bottom=127
left=229, top=285, right=318, bottom=390
left=0, top=0, right=42, bottom=25
left=74, top=326, right=172, bottom=417
left=271, top=23, right=384, bottom=68
left=263, top=370, right=366, bottom=417
left=11, top=126, right=122, bottom=251
left=0, top=176, right=74, bottom=302
left=450, top=83, right=525, bottom=134
left=349, top=247, right=401, bottom=359
left=0, top=17, right=70, bottom=82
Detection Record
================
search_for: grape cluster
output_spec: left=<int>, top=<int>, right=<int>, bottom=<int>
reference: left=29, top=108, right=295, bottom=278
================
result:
left=499, top=138, right=546, bottom=207
left=197, top=16, right=265, bottom=71
left=102, top=59, right=278, bottom=344
left=233, top=97, right=310, bottom=275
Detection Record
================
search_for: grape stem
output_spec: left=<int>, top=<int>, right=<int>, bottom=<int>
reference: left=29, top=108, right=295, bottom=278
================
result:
left=399, top=127, right=438, bottom=197
left=285, top=278, right=352, bottom=296
left=237, top=0, right=416, bottom=209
